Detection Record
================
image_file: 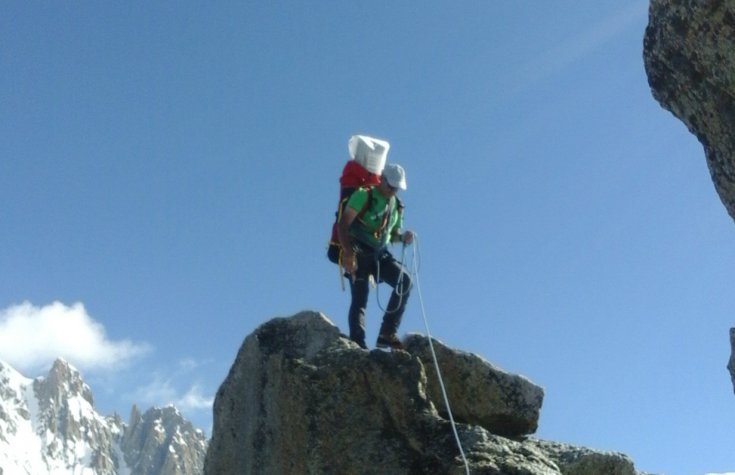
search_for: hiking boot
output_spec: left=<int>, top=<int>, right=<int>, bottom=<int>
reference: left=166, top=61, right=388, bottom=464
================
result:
left=351, top=338, right=368, bottom=350
left=376, top=333, right=403, bottom=350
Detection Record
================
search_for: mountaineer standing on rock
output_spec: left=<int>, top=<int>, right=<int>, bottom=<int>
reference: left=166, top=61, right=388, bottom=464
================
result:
left=337, top=163, right=414, bottom=350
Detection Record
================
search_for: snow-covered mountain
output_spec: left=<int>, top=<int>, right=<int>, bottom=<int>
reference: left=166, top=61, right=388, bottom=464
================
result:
left=0, top=358, right=207, bottom=475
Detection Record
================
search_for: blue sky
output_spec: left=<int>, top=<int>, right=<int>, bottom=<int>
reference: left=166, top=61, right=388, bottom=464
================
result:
left=1, top=2, right=733, bottom=474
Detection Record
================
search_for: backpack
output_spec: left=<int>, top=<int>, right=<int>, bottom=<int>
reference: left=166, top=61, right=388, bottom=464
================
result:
left=327, top=160, right=406, bottom=264
left=326, top=160, right=381, bottom=264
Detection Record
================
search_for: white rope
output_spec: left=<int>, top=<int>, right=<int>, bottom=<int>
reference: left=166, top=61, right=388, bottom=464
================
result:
left=409, top=234, right=470, bottom=474
left=374, top=244, right=410, bottom=314
left=352, top=232, right=469, bottom=471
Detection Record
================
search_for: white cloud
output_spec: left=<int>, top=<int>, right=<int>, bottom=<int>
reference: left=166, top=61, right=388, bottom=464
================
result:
left=0, top=301, right=151, bottom=374
left=176, top=385, right=215, bottom=411
left=129, top=375, right=214, bottom=412
left=176, top=357, right=208, bottom=372
left=130, top=375, right=179, bottom=405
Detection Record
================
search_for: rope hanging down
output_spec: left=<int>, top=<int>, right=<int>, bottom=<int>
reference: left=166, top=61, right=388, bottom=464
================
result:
left=390, top=234, right=471, bottom=474
left=409, top=235, right=470, bottom=474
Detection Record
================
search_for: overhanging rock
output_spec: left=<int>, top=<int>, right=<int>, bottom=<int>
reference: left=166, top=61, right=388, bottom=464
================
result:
left=644, top=0, right=735, bottom=222
left=404, top=334, right=543, bottom=437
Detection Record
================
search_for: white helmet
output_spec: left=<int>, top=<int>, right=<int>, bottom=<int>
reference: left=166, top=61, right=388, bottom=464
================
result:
left=382, top=163, right=407, bottom=190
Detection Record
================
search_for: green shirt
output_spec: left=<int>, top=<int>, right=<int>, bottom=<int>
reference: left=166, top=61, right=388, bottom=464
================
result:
left=346, top=186, right=402, bottom=249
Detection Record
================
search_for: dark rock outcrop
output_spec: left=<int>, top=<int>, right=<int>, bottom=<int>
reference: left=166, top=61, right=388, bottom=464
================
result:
left=643, top=0, right=735, bottom=395
left=728, top=328, right=735, bottom=393
left=204, top=311, right=638, bottom=475
left=644, top=0, right=735, bottom=222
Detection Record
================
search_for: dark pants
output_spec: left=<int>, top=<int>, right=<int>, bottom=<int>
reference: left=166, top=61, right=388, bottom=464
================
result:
left=347, top=246, right=412, bottom=346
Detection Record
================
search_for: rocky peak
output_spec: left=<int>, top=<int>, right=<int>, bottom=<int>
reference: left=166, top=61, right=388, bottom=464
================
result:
left=30, top=358, right=111, bottom=470
left=0, top=358, right=207, bottom=474
left=123, top=404, right=207, bottom=475
left=34, top=358, right=94, bottom=407
left=204, top=311, right=638, bottom=474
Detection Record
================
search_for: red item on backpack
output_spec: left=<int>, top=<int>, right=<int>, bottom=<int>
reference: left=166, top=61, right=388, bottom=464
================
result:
left=338, top=160, right=381, bottom=198
left=327, top=160, right=381, bottom=263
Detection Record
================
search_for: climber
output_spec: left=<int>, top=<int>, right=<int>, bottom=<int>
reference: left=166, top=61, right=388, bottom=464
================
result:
left=337, top=163, right=414, bottom=350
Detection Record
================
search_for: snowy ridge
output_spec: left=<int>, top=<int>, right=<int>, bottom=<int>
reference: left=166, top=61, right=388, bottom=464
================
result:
left=0, top=359, right=206, bottom=475
left=0, top=360, right=44, bottom=474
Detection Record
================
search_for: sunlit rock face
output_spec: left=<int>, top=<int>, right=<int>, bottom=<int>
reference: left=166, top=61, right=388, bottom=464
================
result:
left=204, top=311, right=638, bottom=475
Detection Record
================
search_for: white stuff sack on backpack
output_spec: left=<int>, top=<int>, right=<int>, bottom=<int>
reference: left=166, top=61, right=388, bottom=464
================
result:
left=348, top=135, right=390, bottom=175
